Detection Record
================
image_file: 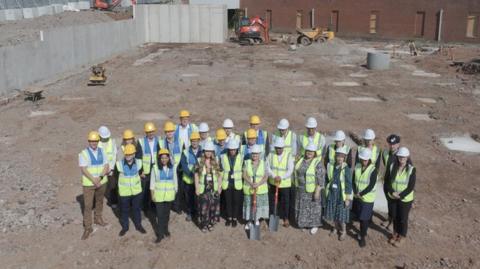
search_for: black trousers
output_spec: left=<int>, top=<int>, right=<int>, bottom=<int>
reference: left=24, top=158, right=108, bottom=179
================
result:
left=269, top=185, right=292, bottom=220
left=155, top=202, right=172, bottom=238
left=388, top=199, right=412, bottom=237
left=140, top=173, right=152, bottom=211
left=384, top=185, right=392, bottom=220
left=172, top=170, right=183, bottom=213
left=183, top=183, right=196, bottom=216
left=223, top=186, right=242, bottom=220
left=106, top=175, right=118, bottom=205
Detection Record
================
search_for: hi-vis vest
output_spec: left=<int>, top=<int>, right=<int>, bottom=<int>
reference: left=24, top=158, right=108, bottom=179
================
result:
left=388, top=164, right=415, bottom=202
left=174, top=123, right=198, bottom=149
left=382, top=149, right=396, bottom=167
left=153, top=166, right=176, bottom=202
left=244, top=159, right=268, bottom=195
left=159, top=138, right=182, bottom=166
left=358, top=145, right=380, bottom=164
left=98, top=138, right=116, bottom=168
left=294, top=157, right=321, bottom=193
left=244, top=129, right=268, bottom=145
left=272, top=130, right=294, bottom=156
left=116, top=159, right=142, bottom=197
left=226, top=133, right=241, bottom=145
left=326, top=163, right=352, bottom=201
left=81, top=148, right=107, bottom=187
left=197, top=164, right=220, bottom=194
left=221, top=153, right=243, bottom=190
left=268, top=153, right=292, bottom=188
left=327, top=144, right=351, bottom=164
left=139, top=136, right=159, bottom=174
left=354, top=163, right=376, bottom=203
left=299, top=132, right=325, bottom=157
left=182, top=148, right=200, bottom=184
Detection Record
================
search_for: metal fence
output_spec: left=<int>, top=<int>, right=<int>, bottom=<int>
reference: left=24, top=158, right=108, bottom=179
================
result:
left=0, top=0, right=82, bottom=9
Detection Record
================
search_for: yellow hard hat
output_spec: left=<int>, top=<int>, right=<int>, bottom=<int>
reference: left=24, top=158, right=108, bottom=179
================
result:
left=88, top=131, right=100, bottom=141
left=246, top=128, right=257, bottom=139
left=216, top=128, right=227, bottom=141
left=250, top=115, right=261, bottom=125
left=123, top=129, right=135, bottom=140
left=144, top=122, right=156, bottom=133
left=158, top=148, right=170, bottom=156
left=123, top=144, right=136, bottom=155
left=164, top=121, right=176, bottom=132
left=190, top=131, right=201, bottom=140
left=179, top=110, right=190, bottom=118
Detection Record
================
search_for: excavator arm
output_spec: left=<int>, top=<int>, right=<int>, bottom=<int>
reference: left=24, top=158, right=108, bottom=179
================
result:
left=94, top=0, right=122, bottom=10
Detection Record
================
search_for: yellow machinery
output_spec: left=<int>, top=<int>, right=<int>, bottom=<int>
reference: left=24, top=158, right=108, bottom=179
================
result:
left=88, top=65, right=107, bottom=86
left=296, top=27, right=333, bottom=46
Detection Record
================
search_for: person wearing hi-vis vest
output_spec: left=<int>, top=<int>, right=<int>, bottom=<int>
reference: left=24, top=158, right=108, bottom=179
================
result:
left=198, top=122, right=213, bottom=149
left=222, top=118, right=241, bottom=145
left=270, top=118, right=297, bottom=157
left=220, top=139, right=244, bottom=228
left=324, top=146, right=353, bottom=241
left=242, top=144, right=269, bottom=230
left=324, top=130, right=353, bottom=168
left=136, top=122, right=160, bottom=212
left=194, top=141, right=223, bottom=233
left=267, top=137, right=294, bottom=228
left=98, top=126, right=119, bottom=209
left=293, top=143, right=325, bottom=235
left=297, top=117, right=326, bottom=158
left=150, top=149, right=178, bottom=244
left=384, top=147, right=416, bottom=247
left=355, top=129, right=381, bottom=170
left=352, top=148, right=378, bottom=248
left=78, top=131, right=110, bottom=240
left=242, top=115, right=269, bottom=155
left=380, top=134, right=401, bottom=231
left=159, top=121, right=183, bottom=214
left=242, top=128, right=265, bottom=161
left=175, top=109, right=198, bottom=150
left=214, top=128, right=227, bottom=161
left=120, top=129, right=136, bottom=156
left=179, top=131, right=202, bottom=222
left=114, top=144, right=147, bottom=237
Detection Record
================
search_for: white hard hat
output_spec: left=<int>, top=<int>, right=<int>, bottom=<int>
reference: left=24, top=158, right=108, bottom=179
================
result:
left=305, top=117, right=317, bottom=128
left=226, top=139, right=240, bottom=150
left=334, top=130, right=346, bottom=141
left=358, top=148, right=372, bottom=161
left=98, top=126, right=111, bottom=139
left=336, top=146, right=348, bottom=155
left=203, top=141, right=215, bottom=151
left=273, top=137, right=285, bottom=148
left=277, top=119, right=289, bottom=130
left=363, top=129, right=376, bottom=140
left=396, top=147, right=410, bottom=157
left=251, top=144, right=262, bottom=154
left=223, top=118, right=234, bottom=128
left=305, top=143, right=317, bottom=152
left=199, top=122, right=209, bottom=132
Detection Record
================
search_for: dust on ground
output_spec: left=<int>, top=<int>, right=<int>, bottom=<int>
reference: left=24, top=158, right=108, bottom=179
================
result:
left=0, top=38, right=479, bottom=269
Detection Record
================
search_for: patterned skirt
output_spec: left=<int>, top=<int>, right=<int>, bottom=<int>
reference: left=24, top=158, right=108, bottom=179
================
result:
left=294, top=187, right=322, bottom=228
left=243, top=193, right=269, bottom=222
left=324, top=187, right=350, bottom=224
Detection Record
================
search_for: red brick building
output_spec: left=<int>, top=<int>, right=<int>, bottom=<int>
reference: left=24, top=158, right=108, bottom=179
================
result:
left=240, top=0, right=480, bottom=43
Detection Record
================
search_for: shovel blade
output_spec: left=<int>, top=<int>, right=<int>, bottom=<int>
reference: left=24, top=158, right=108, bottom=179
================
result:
left=249, top=223, right=261, bottom=240
left=269, top=215, right=279, bottom=232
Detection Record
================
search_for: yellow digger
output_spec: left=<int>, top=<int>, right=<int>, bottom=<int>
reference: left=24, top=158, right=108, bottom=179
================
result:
left=296, top=27, right=333, bottom=46
left=88, top=65, right=107, bottom=86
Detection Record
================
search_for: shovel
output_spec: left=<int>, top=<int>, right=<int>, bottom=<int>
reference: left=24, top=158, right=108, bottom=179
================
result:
left=249, top=188, right=260, bottom=240
left=269, top=184, right=280, bottom=232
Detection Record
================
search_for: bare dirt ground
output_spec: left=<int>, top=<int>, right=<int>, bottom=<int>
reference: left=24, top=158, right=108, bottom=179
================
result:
left=0, top=38, right=479, bottom=269
left=0, top=9, right=132, bottom=47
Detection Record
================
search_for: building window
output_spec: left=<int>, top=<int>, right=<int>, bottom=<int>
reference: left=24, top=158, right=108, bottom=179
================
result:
left=414, top=11, right=426, bottom=37
left=266, top=9, right=272, bottom=29
left=466, top=15, right=477, bottom=38
left=330, top=10, right=339, bottom=32
left=296, top=10, right=303, bottom=28
left=370, top=11, right=378, bottom=34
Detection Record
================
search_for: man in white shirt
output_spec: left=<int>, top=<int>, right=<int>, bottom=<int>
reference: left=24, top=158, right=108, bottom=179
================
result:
left=266, top=137, right=294, bottom=227
left=175, top=110, right=198, bottom=150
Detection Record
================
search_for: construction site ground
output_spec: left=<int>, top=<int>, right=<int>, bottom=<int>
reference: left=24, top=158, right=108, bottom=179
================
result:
left=1, top=34, right=480, bottom=268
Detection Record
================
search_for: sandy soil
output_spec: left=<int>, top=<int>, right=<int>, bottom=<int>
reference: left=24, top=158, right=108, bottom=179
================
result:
left=0, top=9, right=132, bottom=47
left=0, top=39, right=479, bottom=269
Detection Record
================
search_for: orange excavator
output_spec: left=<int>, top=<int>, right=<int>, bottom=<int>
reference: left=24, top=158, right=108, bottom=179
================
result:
left=236, top=16, right=270, bottom=45
left=94, top=0, right=122, bottom=10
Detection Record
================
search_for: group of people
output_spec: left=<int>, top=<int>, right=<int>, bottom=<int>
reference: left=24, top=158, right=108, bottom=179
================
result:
left=78, top=110, right=416, bottom=248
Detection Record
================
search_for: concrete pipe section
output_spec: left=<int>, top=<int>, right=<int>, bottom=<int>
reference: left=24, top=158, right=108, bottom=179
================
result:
left=367, top=52, right=390, bottom=70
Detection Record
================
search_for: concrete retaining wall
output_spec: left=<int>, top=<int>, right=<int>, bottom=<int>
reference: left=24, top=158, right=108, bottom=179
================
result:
left=0, top=1, right=91, bottom=22
left=0, top=4, right=227, bottom=95
left=136, top=4, right=227, bottom=43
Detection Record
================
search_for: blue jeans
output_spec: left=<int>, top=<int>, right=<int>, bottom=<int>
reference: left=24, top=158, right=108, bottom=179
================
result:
left=119, top=193, right=143, bottom=230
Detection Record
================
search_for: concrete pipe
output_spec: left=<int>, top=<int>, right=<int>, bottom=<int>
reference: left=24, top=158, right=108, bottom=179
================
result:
left=367, top=52, right=390, bottom=70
